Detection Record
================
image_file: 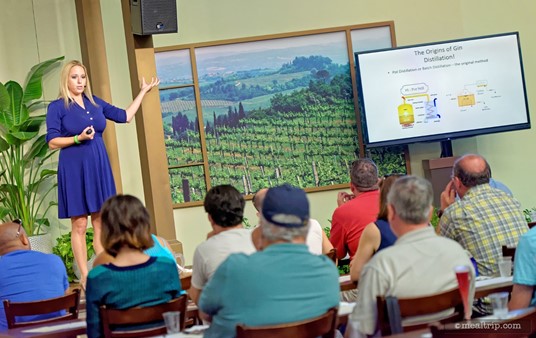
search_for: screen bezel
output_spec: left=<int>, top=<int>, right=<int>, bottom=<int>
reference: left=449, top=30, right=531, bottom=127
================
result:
left=354, top=32, right=531, bottom=148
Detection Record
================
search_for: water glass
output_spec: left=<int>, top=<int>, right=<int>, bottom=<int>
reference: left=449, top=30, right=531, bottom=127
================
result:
left=498, top=256, right=512, bottom=277
left=489, top=292, right=509, bottom=319
left=163, top=311, right=181, bottom=334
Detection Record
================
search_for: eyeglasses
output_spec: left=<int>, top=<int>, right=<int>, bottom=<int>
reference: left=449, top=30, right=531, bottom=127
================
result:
left=12, top=219, right=22, bottom=238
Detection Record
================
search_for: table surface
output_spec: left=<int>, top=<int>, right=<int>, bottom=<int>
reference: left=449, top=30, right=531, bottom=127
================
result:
left=384, top=308, right=535, bottom=337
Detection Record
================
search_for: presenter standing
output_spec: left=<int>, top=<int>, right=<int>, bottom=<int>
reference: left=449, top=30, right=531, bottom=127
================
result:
left=46, top=60, right=159, bottom=286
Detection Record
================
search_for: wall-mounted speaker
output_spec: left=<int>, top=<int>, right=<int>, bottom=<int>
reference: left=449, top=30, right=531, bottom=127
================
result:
left=131, top=0, right=178, bottom=35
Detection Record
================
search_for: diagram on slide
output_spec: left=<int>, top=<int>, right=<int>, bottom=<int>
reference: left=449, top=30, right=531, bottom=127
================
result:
left=397, top=82, right=440, bottom=128
left=453, top=80, right=500, bottom=113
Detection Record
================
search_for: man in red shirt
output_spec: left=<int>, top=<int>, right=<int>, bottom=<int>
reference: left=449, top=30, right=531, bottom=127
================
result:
left=330, top=158, right=380, bottom=260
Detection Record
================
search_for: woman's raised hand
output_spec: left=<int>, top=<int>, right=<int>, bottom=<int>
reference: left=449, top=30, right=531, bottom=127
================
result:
left=140, top=77, right=160, bottom=93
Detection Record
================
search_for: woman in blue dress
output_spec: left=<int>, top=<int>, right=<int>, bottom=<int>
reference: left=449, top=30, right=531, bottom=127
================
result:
left=46, top=60, right=159, bottom=286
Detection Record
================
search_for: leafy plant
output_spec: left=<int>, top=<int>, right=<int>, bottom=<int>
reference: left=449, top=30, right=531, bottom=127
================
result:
left=430, top=207, right=440, bottom=229
left=0, top=56, right=64, bottom=235
left=323, top=224, right=349, bottom=275
left=323, top=225, right=330, bottom=239
left=53, top=228, right=95, bottom=282
left=243, top=216, right=253, bottom=229
left=523, top=208, right=536, bottom=223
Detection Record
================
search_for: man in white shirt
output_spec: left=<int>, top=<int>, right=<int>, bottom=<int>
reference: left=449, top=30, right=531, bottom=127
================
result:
left=188, top=185, right=256, bottom=305
left=251, top=188, right=333, bottom=255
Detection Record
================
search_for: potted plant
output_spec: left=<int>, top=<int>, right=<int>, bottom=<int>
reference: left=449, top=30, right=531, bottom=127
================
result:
left=53, top=228, right=95, bottom=282
left=0, top=56, right=64, bottom=249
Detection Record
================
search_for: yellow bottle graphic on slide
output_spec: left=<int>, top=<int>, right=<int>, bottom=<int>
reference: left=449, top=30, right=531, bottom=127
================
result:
left=398, top=103, right=414, bottom=125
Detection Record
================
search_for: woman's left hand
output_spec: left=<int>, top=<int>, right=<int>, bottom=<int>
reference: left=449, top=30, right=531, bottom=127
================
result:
left=140, top=77, right=160, bottom=93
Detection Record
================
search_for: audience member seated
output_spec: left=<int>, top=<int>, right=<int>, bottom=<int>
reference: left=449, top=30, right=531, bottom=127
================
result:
left=85, top=195, right=182, bottom=338
left=188, top=185, right=256, bottom=306
left=349, top=174, right=402, bottom=282
left=199, top=184, right=340, bottom=338
left=0, top=221, right=69, bottom=331
left=347, top=176, right=475, bottom=337
left=438, top=154, right=527, bottom=277
left=489, top=177, right=513, bottom=196
left=251, top=188, right=333, bottom=254
left=330, top=158, right=380, bottom=260
left=509, top=226, right=536, bottom=310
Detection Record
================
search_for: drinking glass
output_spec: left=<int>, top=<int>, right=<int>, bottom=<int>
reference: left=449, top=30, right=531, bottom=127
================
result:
left=163, top=311, right=181, bottom=334
left=498, top=256, right=512, bottom=277
left=489, top=292, right=509, bottom=319
left=454, top=265, right=472, bottom=320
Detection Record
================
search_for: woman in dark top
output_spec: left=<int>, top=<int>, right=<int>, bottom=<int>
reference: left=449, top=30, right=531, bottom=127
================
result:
left=349, top=174, right=403, bottom=282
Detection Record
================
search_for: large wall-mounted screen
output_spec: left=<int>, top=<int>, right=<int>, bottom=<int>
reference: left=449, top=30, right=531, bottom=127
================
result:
left=355, top=32, right=530, bottom=147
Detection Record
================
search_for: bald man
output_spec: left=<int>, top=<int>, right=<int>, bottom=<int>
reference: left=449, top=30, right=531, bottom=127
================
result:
left=251, top=188, right=333, bottom=255
left=0, top=221, right=68, bottom=331
left=438, top=154, right=527, bottom=277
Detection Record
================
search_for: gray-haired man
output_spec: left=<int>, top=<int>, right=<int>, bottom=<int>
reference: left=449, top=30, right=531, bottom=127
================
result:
left=199, top=184, right=340, bottom=338
left=348, top=176, right=474, bottom=337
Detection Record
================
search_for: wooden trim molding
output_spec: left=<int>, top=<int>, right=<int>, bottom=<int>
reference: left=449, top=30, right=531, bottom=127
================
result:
left=74, top=0, right=123, bottom=193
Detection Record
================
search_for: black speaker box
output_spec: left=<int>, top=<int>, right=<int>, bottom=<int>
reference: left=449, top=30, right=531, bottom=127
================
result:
left=131, top=0, right=178, bottom=35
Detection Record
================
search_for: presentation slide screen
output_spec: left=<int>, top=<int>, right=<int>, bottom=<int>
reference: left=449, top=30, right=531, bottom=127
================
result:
left=355, top=32, right=530, bottom=147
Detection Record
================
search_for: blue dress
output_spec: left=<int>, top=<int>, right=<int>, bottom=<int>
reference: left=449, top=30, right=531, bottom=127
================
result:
left=46, top=95, right=127, bottom=218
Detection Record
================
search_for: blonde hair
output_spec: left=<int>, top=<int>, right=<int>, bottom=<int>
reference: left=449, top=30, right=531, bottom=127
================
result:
left=59, top=60, right=97, bottom=107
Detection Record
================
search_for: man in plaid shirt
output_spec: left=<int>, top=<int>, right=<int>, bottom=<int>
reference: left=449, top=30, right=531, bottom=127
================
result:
left=438, top=154, right=527, bottom=277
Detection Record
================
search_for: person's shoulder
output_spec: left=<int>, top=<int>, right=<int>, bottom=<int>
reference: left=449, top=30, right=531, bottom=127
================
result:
left=91, top=95, right=104, bottom=103
left=442, top=199, right=463, bottom=219
left=25, top=250, right=61, bottom=262
left=334, top=198, right=357, bottom=214
left=87, top=264, right=110, bottom=280
left=153, top=255, right=178, bottom=267
left=430, top=232, right=468, bottom=253
left=520, top=226, right=536, bottom=243
left=224, top=251, right=253, bottom=267
left=309, top=218, right=323, bottom=230
left=49, top=98, right=63, bottom=105
left=47, top=98, right=66, bottom=111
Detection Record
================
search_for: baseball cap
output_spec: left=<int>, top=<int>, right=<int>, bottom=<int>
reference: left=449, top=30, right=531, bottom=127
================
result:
left=261, top=184, right=309, bottom=227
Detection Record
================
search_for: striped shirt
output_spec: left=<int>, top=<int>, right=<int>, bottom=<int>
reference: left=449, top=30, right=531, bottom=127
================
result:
left=439, top=183, right=528, bottom=277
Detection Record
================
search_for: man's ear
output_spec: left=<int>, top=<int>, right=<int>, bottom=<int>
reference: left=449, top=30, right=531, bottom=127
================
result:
left=20, top=232, right=30, bottom=248
left=387, top=204, right=396, bottom=223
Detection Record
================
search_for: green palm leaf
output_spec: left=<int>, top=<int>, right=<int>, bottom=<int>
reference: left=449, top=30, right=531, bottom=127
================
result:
left=23, top=56, right=64, bottom=104
left=0, top=82, right=10, bottom=113
left=3, top=81, right=23, bottom=128
left=0, top=56, right=63, bottom=236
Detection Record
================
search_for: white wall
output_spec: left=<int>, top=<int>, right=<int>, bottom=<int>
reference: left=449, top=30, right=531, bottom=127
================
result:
left=0, top=0, right=82, bottom=238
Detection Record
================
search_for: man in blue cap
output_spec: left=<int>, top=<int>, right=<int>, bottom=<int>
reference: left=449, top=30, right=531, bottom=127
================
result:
left=199, top=184, right=340, bottom=338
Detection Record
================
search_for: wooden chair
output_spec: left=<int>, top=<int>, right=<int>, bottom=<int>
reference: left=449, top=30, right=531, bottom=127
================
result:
left=3, top=288, right=81, bottom=329
left=502, top=245, right=516, bottom=262
left=325, top=248, right=337, bottom=264
left=180, top=274, right=192, bottom=290
left=236, top=307, right=338, bottom=338
left=376, top=288, right=464, bottom=336
left=99, top=294, right=187, bottom=338
left=430, top=307, right=536, bottom=338
left=184, top=300, right=203, bottom=327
